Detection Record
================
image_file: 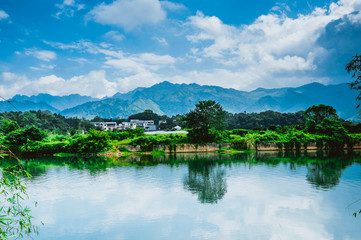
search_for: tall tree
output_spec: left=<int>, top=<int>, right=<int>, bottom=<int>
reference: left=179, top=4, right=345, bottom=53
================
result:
left=304, top=104, right=338, bottom=133
left=182, top=100, right=227, bottom=143
left=304, top=104, right=338, bottom=125
left=346, top=54, right=361, bottom=108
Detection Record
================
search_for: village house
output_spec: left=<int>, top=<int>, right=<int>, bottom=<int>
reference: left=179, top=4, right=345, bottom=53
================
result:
left=92, top=119, right=156, bottom=131
left=92, top=122, right=118, bottom=131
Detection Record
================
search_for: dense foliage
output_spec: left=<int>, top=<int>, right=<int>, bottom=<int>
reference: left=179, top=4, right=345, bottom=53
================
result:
left=0, top=164, right=38, bottom=239
left=346, top=54, right=361, bottom=108
left=183, top=100, right=227, bottom=143
left=0, top=111, right=95, bottom=133
left=0, top=103, right=358, bottom=156
left=226, top=110, right=306, bottom=130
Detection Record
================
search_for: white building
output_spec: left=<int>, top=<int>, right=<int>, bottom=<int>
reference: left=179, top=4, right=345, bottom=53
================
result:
left=92, top=122, right=118, bottom=131
left=173, top=125, right=182, bottom=131
left=92, top=119, right=157, bottom=131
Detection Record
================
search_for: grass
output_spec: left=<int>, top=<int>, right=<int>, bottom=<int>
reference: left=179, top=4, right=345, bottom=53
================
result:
left=151, top=149, right=165, bottom=156
left=216, top=148, right=245, bottom=154
left=53, top=153, right=77, bottom=157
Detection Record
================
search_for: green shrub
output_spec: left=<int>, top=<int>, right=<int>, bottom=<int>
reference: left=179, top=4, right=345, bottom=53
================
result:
left=130, top=136, right=159, bottom=151
left=4, top=126, right=46, bottom=152
left=22, top=141, right=66, bottom=154
left=1, top=120, right=19, bottom=134
left=66, top=129, right=110, bottom=153
left=230, top=138, right=247, bottom=149
left=231, top=129, right=248, bottom=136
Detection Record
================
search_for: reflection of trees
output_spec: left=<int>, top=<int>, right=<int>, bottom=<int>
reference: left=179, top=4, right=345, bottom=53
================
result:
left=305, top=152, right=354, bottom=189
left=183, top=160, right=227, bottom=204
left=306, top=164, right=342, bottom=189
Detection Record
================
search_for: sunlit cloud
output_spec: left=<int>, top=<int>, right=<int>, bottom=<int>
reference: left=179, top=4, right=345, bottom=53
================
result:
left=24, top=49, right=57, bottom=62
left=53, top=0, right=85, bottom=19
left=103, top=30, right=124, bottom=42
left=88, top=0, right=166, bottom=31
left=0, top=10, right=9, bottom=20
left=0, top=71, right=116, bottom=98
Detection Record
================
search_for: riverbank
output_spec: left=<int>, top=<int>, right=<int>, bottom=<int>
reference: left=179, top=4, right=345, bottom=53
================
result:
left=119, top=141, right=361, bottom=154
left=2, top=124, right=361, bottom=157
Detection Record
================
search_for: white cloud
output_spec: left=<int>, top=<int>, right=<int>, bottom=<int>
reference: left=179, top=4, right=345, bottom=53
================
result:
left=43, top=39, right=96, bottom=51
left=30, top=64, right=56, bottom=71
left=67, top=57, right=91, bottom=65
left=104, top=52, right=176, bottom=75
left=54, top=0, right=85, bottom=19
left=0, top=10, right=9, bottom=20
left=138, top=53, right=176, bottom=64
left=25, top=49, right=57, bottom=62
left=184, top=0, right=361, bottom=88
left=103, top=30, right=124, bottom=42
left=114, top=71, right=164, bottom=93
left=153, top=36, right=168, bottom=46
left=34, top=0, right=360, bottom=95
left=187, top=11, right=240, bottom=58
left=160, top=1, right=186, bottom=11
left=88, top=0, right=166, bottom=31
left=0, top=71, right=117, bottom=98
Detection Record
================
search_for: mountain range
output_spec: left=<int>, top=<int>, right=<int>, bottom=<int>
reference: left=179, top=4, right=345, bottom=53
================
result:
left=1, top=81, right=359, bottom=120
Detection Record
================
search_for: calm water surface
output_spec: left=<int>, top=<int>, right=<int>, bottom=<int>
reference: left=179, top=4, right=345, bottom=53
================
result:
left=8, top=151, right=361, bottom=239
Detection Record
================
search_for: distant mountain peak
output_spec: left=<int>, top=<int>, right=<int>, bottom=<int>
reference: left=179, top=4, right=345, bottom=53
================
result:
left=1, top=81, right=358, bottom=121
left=8, top=93, right=99, bottom=111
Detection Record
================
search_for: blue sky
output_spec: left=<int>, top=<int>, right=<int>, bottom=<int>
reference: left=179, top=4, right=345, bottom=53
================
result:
left=0, top=0, right=360, bottom=98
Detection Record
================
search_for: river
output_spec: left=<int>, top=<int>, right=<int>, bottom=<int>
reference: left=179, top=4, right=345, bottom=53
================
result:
left=6, top=151, right=361, bottom=239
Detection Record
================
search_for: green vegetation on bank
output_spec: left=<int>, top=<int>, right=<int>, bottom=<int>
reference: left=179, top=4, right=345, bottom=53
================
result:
left=0, top=102, right=360, bottom=156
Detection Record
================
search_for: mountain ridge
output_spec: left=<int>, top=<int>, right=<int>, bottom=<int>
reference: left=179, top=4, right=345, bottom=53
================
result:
left=1, top=81, right=359, bottom=120
left=9, top=93, right=99, bottom=111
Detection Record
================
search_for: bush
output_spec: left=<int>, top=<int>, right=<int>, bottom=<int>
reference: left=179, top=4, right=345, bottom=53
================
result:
left=22, top=141, right=66, bottom=154
left=315, top=118, right=349, bottom=150
left=231, top=129, right=248, bottom=136
left=4, top=126, right=46, bottom=152
left=130, top=136, right=159, bottom=151
left=1, top=120, right=19, bottom=134
left=66, top=129, right=110, bottom=153
left=246, top=131, right=281, bottom=143
left=108, top=128, right=145, bottom=140
left=187, top=128, right=230, bottom=143
left=230, top=138, right=247, bottom=149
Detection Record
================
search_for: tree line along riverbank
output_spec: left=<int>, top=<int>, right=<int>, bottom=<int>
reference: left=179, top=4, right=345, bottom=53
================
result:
left=0, top=102, right=360, bottom=157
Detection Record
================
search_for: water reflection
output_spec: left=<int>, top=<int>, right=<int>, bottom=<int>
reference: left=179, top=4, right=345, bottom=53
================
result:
left=0, top=151, right=360, bottom=239
left=183, top=160, right=227, bottom=204
left=1, top=151, right=360, bottom=192
left=305, top=152, right=355, bottom=189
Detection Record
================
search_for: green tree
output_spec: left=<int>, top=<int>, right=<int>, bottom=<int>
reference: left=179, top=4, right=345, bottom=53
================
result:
left=0, top=164, right=38, bottom=238
left=182, top=100, right=227, bottom=143
left=346, top=54, right=361, bottom=108
left=315, top=118, right=349, bottom=150
left=92, top=116, right=104, bottom=122
left=1, top=121, right=20, bottom=135
left=346, top=54, right=361, bottom=217
left=304, top=104, right=338, bottom=133
left=68, top=129, right=110, bottom=153
left=4, top=126, right=46, bottom=152
left=128, top=110, right=161, bottom=122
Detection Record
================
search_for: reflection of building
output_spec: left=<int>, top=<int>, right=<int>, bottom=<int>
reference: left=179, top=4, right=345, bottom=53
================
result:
left=91, top=119, right=156, bottom=131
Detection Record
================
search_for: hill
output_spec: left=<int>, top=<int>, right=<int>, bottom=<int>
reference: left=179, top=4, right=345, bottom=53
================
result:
left=0, top=100, right=58, bottom=113
left=60, top=98, right=164, bottom=119
left=9, top=93, right=98, bottom=111
left=3, top=82, right=359, bottom=120
left=111, top=81, right=358, bottom=120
